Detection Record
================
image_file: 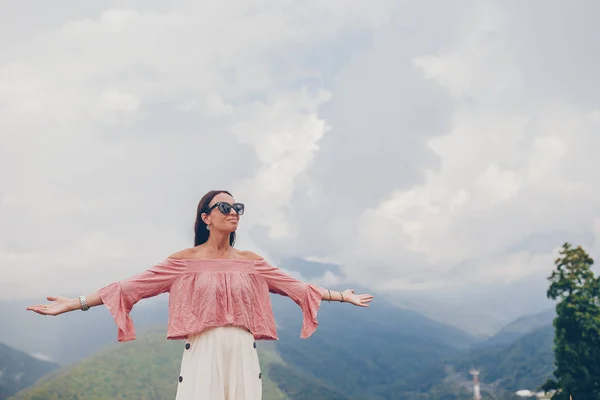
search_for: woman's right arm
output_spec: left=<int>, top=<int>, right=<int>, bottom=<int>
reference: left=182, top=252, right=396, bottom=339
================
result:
left=26, top=292, right=103, bottom=316
left=26, top=257, right=186, bottom=341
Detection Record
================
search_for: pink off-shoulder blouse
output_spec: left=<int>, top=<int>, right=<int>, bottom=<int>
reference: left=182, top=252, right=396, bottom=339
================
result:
left=97, top=258, right=324, bottom=342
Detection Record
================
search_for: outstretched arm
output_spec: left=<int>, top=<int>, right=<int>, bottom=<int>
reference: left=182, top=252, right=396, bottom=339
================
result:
left=251, top=254, right=374, bottom=338
left=247, top=251, right=373, bottom=308
left=26, top=257, right=185, bottom=342
left=319, top=288, right=374, bottom=307
left=27, top=292, right=103, bottom=316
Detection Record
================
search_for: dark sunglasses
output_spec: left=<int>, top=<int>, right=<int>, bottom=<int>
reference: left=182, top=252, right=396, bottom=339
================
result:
left=205, top=202, right=245, bottom=216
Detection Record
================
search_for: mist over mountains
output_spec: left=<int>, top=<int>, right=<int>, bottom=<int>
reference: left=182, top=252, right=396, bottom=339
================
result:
left=0, top=258, right=558, bottom=399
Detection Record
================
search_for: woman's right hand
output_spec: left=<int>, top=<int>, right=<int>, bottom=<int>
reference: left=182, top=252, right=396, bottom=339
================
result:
left=26, top=296, right=79, bottom=316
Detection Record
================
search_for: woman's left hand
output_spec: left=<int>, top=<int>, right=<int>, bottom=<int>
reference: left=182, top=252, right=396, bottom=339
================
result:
left=342, top=289, right=374, bottom=307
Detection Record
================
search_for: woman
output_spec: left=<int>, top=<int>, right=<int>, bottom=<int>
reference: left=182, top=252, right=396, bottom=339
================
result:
left=27, top=190, right=374, bottom=400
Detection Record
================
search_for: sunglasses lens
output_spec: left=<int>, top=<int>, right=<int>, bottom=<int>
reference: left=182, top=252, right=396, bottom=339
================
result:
left=218, top=203, right=232, bottom=214
left=233, top=203, right=245, bottom=215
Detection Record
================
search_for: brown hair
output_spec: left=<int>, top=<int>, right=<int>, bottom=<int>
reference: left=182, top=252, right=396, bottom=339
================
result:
left=194, top=190, right=236, bottom=247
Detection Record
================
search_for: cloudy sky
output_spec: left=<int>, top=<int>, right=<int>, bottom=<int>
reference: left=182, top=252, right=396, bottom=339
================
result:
left=1, top=0, right=600, bottom=314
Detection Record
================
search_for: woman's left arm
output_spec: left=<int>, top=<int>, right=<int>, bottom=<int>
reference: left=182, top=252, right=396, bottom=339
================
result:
left=253, top=256, right=374, bottom=338
left=253, top=256, right=374, bottom=307
left=320, top=287, right=374, bottom=307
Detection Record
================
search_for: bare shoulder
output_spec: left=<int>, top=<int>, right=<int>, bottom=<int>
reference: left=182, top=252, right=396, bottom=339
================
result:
left=168, top=248, right=198, bottom=259
left=237, top=250, right=264, bottom=261
left=168, top=248, right=264, bottom=261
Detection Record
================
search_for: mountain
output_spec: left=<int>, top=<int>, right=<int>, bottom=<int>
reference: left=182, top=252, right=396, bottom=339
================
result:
left=8, top=321, right=548, bottom=400
left=0, top=257, right=485, bottom=398
left=1, top=294, right=557, bottom=399
left=390, top=323, right=555, bottom=399
left=0, top=296, right=170, bottom=365
left=386, top=277, right=554, bottom=338
left=7, top=321, right=554, bottom=400
left=271, top=289, right=478, bottom=399
left=1, top=291, right=478, bottom=399
left=8, top=327, right=353, bottom=400
left=0, top=342, right=59, bottom=399
left=477, top=309, right=555, bottom=349
left=387, top=293, right=510, bottom=338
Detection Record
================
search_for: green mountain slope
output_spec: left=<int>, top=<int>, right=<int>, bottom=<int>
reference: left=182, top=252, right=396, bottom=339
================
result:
left=389, top=323, right=555, bottom=399
left=0, top=342, right=59, bottom=400
left=1, top=284, right=477, bottom=399
left=8, top=328, right=352, bottom=400
left=272, top=290, right=476, bottom=399
left=2, top=301, right=553, bottom=400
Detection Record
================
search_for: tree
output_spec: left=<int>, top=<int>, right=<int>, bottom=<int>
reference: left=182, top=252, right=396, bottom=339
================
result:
left=543, top=243, right=600, bottom=400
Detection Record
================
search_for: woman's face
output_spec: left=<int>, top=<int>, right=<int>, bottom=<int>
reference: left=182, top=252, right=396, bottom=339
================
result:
left=203, top=192, right=243, bottom=233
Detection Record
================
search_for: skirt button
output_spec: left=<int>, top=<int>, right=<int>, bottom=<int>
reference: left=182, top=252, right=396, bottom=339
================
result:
left=179, top=376, right=183, bottom=383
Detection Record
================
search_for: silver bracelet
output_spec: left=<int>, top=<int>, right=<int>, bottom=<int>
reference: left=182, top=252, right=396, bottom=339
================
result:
left=79, top=295, right=89, bottom=311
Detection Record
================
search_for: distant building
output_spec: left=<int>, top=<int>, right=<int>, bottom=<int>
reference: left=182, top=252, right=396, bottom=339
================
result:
left=515, top=389, right=555, bottom=399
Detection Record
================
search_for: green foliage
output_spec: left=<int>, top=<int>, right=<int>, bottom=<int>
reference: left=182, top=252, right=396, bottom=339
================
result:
left=267, top=365, right=353, bottom=400
left=545, top=243, right=600, bottom=400
left=272, top=296, right=474, bottom=399
left=7, top=329, right=352, bottom=400
left=8, top=332, right=184, bottom=400
left=385, top=323, right=554, bottom=399
left=3, top=270, right=568, bottom=400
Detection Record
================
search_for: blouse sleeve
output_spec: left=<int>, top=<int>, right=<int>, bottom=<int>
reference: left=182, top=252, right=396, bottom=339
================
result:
left=98, top=258, right=183, bottom=342
left=254, top=259, right=323, bottom=339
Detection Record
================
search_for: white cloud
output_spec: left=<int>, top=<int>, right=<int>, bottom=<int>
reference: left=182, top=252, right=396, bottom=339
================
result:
left=1, top=0, right=600, bottom=318
left=339, top=2, right=600, bottom=294
left=231, top=89, right=331, bottom=239
left=257, top=0, right=600, bottom=307
left=0, top=1, right=394, bottom=299
left=30, top=352, right=54, bottom=362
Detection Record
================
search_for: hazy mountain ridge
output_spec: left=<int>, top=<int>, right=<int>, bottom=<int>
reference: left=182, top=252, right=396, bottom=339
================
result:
left=0, top=258, right=557, bottom=398
left=0, top=305, right=557, bottom=399
left=0, top=342, right=60, bottom=400
left=476, top=309, right=555, bottom=349
left=271, top=294, right=478, bottom=399
left=389, top=322, right=555, bottom=399
left=1, top=292, right=478, bottom=399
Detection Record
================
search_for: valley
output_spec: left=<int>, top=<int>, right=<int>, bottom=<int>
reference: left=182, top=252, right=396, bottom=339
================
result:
left=0, top=290, right=556, bottom=399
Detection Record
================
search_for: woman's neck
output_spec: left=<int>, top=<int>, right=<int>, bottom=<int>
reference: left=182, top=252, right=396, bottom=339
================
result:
left=205, top=232, right=231, bottom=255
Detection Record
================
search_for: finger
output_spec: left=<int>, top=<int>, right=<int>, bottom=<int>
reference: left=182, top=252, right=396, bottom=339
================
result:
left=27, top=306, right=47, bottom=312
left=47, top=296, right=58, bottom=302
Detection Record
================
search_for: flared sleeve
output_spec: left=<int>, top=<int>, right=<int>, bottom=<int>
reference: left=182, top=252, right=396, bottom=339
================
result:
left=254, top=259, right=323, bottom=339
left=98, top=258, right=184, bottom=342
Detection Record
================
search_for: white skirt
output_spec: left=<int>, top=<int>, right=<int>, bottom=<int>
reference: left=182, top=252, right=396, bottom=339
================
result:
left=175, top=326, right=263, bottom=400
